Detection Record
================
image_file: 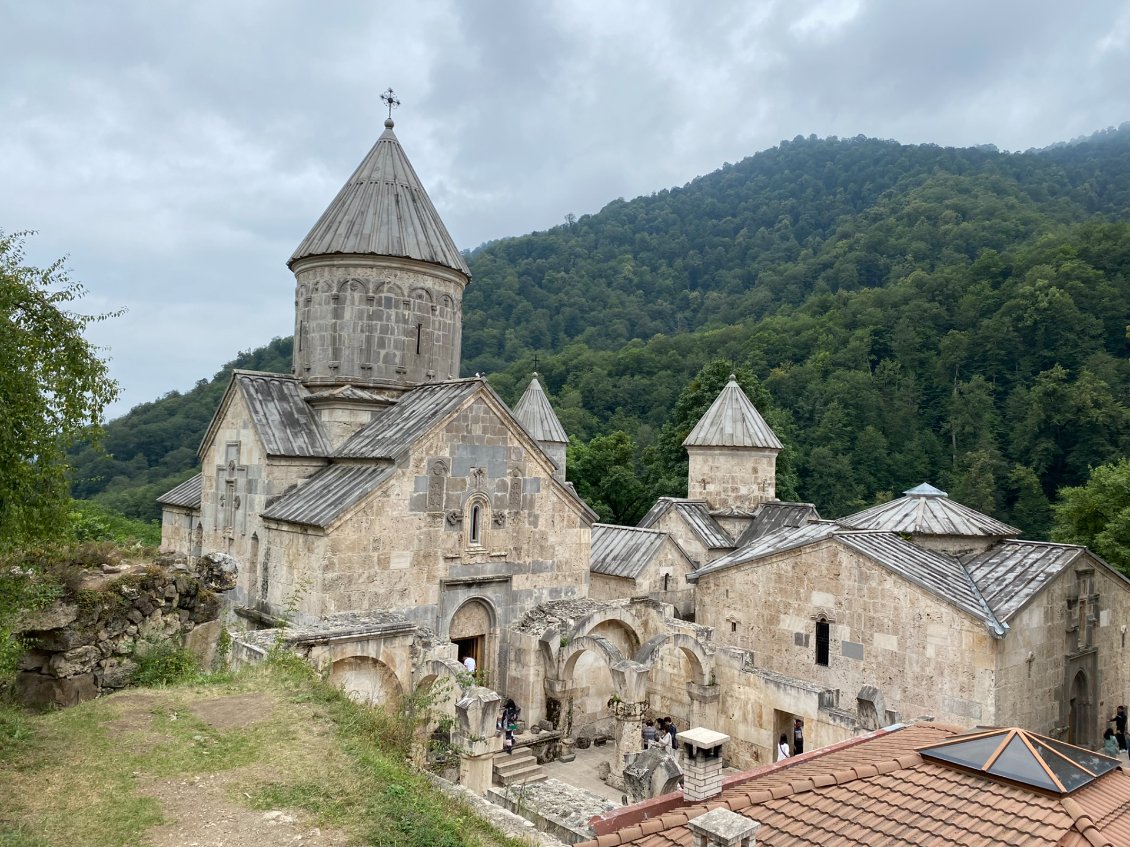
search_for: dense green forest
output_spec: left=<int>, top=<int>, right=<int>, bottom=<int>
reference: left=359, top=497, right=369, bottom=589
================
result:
left=71, top=126, right=1130, bottom=535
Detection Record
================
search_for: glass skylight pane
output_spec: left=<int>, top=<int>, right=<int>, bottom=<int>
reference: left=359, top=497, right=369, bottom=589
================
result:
left=1033, top=738, right=1116, bottom=784
left=923, top=733, right=1004, bottom=769
left=987, top=737, right=1060, bottom=791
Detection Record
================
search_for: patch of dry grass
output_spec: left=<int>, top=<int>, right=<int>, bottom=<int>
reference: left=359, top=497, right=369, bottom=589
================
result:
left=0, top=659, right=531, bottom=847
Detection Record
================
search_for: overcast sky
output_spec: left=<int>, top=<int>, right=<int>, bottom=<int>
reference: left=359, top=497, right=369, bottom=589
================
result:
left=3, top=0, right=1128, bottom=420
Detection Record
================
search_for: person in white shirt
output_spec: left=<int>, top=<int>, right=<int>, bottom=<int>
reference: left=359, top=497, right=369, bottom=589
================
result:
left=462, top=655, right=476, bottom=673
left=777, top=734, right=791, bottom=762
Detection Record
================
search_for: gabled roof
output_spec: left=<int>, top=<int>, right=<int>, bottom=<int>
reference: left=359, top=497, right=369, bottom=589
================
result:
left=289, top=119, right=470, bottom=277
left=336, top=378, right=480, bottom=459
left=260, top=464, right=396, bottom=528
left=198, top=372, right=331, bottom=461
left=838, top=532, right=1003, bottom=632
left=581, top=722, right=1130, bottom=847
left=512, top=374, right=568, bottom=443
left=590, top=524, right=692, bottom=579
left=966, top=540, right=1088, bottom=621
left=689, top=525, right=1004, bottom=632
left=638, top=498, right=733, bottom=550
left=156, top=473, right=203, bottom=509
left=837, top=483, right=1019, bottom=538
left=682, top=375, right=782, bottom=450
left=733, top=501, right=820, bottom=546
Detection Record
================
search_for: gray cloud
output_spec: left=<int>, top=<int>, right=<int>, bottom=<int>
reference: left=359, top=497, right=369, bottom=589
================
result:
left=1, top=0, right=1127, bottom=418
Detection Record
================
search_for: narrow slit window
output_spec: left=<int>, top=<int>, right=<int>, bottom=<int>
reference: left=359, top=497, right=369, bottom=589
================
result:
left=470, top=504, right=481, bottom=544
left=416, top=323, right=423, bottom=355
left=816, top=618, right=830, bottom=666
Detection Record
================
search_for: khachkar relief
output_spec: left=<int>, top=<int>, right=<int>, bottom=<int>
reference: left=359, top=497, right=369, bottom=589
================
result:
left=507, top=468, right=522, bottom=512
left=428, top=459, right=448, bottom=511
left=470, top=467, right=487, bottom=491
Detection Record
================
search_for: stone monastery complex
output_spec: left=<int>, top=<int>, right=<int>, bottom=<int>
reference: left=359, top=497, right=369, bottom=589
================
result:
left=158, top=114, right=1130, bottom=785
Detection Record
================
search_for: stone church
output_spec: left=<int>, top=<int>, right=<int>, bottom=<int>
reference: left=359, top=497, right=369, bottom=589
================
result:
left=160, top=115, right=1130, bottom=772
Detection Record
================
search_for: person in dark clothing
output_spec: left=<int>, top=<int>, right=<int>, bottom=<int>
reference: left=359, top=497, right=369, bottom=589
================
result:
left=793, top=719, right=804, bottom=755
left=1110, top=705, right=1127, bottom=751
left=502, top=698, right=520, bottom=754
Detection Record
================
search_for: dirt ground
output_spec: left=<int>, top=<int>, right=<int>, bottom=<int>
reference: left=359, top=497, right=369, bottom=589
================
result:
left=112, top=689, right=352, bottom=847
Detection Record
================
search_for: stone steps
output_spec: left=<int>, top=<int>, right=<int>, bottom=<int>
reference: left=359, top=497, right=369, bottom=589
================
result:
left=493, top=747, right=547, bottom=786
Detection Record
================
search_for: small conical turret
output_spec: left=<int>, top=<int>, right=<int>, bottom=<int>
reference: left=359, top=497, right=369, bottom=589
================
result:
left=513, top=373, right=568, bottom=480
left=684, top=375, right=781, bottom=510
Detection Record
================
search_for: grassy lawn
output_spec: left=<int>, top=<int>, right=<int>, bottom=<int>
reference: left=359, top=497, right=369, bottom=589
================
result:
left=0, top=655, right=529, bottom=847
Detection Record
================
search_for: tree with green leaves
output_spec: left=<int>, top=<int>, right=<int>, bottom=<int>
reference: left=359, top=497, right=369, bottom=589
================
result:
left=0, top=232, right=119, bottom=549
left=1053, top=459, right=1130, bottom=575
left=567, top=431, right=651, bottom=524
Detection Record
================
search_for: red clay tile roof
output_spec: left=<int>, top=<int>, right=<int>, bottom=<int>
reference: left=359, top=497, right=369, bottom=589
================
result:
left=578, top=723, right=1130, bottom=847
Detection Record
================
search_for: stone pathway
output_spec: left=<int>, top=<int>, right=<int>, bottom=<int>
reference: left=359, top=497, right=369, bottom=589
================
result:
left=541, top=744, right=626, bottom=805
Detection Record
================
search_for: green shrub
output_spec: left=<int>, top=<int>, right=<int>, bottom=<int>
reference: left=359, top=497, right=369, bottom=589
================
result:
left=132, top=645, right=200, bottom=687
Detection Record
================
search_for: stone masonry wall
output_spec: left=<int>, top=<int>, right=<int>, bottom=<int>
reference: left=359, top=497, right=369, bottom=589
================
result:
left=995, top=554, right=1130, bottom=741
left=695, top=539, right=999, bottom=728
left=686, top=446, right=777, bottom=512
left=14, top=555, right=230, bottom=708
left=293, top=257, right=466, bottom=388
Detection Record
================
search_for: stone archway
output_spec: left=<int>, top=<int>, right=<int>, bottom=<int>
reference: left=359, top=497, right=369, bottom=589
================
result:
left=330, top=656, right=404, bottom=706
left=634, top=633, right=712, bottom=733
left=449, top=598, right=496, bottom=679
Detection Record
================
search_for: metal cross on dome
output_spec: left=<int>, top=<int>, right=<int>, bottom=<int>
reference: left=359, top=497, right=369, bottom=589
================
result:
left=381, top=88, right=400, bottom=119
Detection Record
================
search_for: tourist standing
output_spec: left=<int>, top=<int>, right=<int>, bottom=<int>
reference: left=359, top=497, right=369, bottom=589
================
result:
left=1111, top=705, right=1127, bottom=751
left=793, top=719, right=804, bottom=755
left=642, top=719, right=657, bottom=749
left=777, top=734, right=791, bottom=762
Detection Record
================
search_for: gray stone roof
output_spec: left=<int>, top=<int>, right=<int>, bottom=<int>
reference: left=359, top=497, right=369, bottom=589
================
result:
left=590, top=524, right=681, bottom=579
left=512, top=374, right=567, bottom=443
left=965, top=540, right=1087, bottom=621
left=683, top=376, right=782, bottom=450
left=837, top=484, right=1019, bottom=538
left=734, top=501, right=821, bottom=546
left=638, top=498, right=734, bottom=549
left=336, top=378, right=480, bottom=459
left=689, top=524, right=1004, bottom=633
left=260, top=464, right=395, bottom=528
left=838, top=532, right=1003, bottom=632
left=690, top=523, right=838, bottom=579
left=289, top=119, right=470, bottom=277
left=156, top=473, right=203, bottom=509
left=233, top=372, right=331, bottom=457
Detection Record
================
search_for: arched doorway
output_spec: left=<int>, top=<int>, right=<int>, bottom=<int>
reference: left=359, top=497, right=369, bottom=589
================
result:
left=449, top=598, right=495, bottom=677
left=1068, top=669, right=1090, bottom=747
left=330, top=656, right=404, bottom=707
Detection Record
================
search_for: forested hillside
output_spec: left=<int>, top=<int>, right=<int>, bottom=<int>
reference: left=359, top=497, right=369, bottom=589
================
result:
left=72, top=126, right=1130, bottom=533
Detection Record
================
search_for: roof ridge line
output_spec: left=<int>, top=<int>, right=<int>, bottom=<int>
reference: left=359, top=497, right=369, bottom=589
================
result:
left=1059, top=796, right=1108, bottom=846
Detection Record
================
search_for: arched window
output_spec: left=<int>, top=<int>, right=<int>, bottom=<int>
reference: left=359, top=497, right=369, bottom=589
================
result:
left=465, top=494, right=489, bottom=549
left=815, top=618, right=830, bottom=667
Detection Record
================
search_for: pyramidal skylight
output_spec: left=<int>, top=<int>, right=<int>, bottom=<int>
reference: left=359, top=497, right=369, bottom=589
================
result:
left=919, top=727, right=1119, bottom=794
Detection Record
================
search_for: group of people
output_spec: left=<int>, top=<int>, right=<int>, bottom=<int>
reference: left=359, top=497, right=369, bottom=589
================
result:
left=1104, top=704, right=1128, bottom=758
left=642, top=716, right=680, bottom=751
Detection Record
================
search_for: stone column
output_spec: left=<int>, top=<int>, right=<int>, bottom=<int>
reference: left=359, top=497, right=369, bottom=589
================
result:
left=607, top=660, right=651, bottom=789
left=454, top=686, right=503, bottom=796
left=677, top=727, right=730, bottom=803
left=687, top=680, right=721, bottom=730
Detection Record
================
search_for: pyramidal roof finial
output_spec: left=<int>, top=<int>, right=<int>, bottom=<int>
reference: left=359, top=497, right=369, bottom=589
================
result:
left=514, top=374, right=568, bottom=443
left=289, top=89, right=470, bottom=277
left=381, top=87, right=400, bottom=127
left=683, top=378, right=782, bottom=449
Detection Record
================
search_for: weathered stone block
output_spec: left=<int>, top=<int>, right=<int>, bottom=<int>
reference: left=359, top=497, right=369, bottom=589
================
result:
left=16, top=672, right=97, bottom=708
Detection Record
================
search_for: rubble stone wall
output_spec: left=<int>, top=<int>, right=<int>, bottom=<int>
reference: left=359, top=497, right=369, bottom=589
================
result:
left=14, top=555, right=229, bottom=708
